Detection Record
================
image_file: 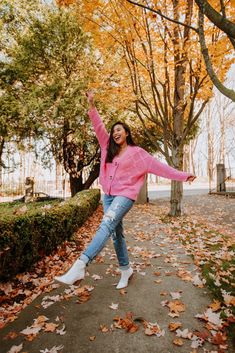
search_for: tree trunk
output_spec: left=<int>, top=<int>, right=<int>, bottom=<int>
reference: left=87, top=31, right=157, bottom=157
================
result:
left=136, top=176, right=148, bottom=204
left=170, top=180, right=183, bottom=216
left=0, top=137, right=4, bottom=171
left=69, top=173, right=83, bottom=197
left=206, top=105, right=214, bottom=191
left=169, top=146, right=184, bottom=216
left=56, top=160, right=62, bottom=190
left=83, top=163, right=100, bottom=190
left=219, top=107, right=225, bottom=164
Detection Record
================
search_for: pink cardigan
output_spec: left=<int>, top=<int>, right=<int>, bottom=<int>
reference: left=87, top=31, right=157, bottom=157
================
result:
left=89, top=107, right=190, bottom=201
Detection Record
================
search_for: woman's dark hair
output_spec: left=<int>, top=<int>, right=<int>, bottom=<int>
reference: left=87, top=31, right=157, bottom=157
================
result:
left=105, top=121, right=136, bottom=163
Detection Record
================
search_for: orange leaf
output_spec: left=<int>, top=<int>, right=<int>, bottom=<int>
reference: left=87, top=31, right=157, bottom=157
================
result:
left=168, top=300, right=185, bottom=314
left=154, top=271, right=161, bottom=276
left=3, top=331, right=19, bottom=340
left=168, top=322, right=182, bottom=331
left=209, top=300, right=221, bottom=312
left=44, top=323, right=58, bottom=332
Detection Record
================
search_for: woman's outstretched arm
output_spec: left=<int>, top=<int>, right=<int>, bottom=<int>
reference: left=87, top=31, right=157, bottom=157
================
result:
left=141, top=149, right=196, bottom=182
left=87, top=91, right=109, bottom=148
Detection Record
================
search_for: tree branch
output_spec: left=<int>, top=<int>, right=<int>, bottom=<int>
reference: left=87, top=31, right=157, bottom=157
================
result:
left=195, top=0, right=235, bottom=39
left=198, top=9, right=235, bottom=102
left=125, top=0, right=198, bottom=33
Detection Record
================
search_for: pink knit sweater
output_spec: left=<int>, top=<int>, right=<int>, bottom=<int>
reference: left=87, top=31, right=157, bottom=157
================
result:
left=89, top=107, right=190, bottom=201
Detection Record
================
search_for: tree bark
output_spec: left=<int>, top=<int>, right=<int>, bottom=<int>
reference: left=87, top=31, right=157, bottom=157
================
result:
left=69, top=173, right=83, bottom=197
left=170, top=180, right=183, bottom=216
left=0, top=137, right=5, bottom=168
left=195, top=0, right=235, bottom=39
left=198, top=8, right=235, bottom=102
left=169, top=0, right=189, bottom=216
left=169, top=145, right=184, bottom=216
left=83, top=162, right=100, bottom=190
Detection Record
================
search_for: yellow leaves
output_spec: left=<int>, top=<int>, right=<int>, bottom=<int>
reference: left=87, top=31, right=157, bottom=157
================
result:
left=56, top=0, right=75, bottom=6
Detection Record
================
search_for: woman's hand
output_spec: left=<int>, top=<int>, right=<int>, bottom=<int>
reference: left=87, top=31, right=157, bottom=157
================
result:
left=86, top=90, right=95, bottom=107
left=186, top=175, right=196, bottom=182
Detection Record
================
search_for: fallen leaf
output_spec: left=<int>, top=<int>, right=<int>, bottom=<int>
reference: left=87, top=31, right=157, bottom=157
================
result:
left=176, top=328, right=192, bottom=339
left=154, top=279, right=162, bottom=284
left=209, top=300, right=221, bottom=312
left=177, top=270, right=192, bottom=281
left=211, top=331, right=227, bottom=345
left=20, top=326, right=41, bottom=335
left=167, top=300, right=185, bottom=314
left=7, top=344, right=23, bottom=353
left=4, top=331, right=19, bottom=340
left=33, top=315, right=49, bottom=326
left=99, top=324, right=109, bottom=333
left=89, top=336, right=96, bottom=341
left=109, top=303, right=119, bottom=310
left=92, top=274, right=103, bottom=281
left=173, top=338, right=184, bottom=346
left=205, top=308, right=223, bottom=326
left=56, top=324, right=66, bottom=336
left=170, top=292, right=182, bottom=300
left=168, top=322, right=182, bottom=331
left=39, top=345, right=64, bottom=353
left=192, top=274, right=205, bottom=287
left=44, top=323, right=59, bottom=332
left=153, top=271, right=161, bottom=276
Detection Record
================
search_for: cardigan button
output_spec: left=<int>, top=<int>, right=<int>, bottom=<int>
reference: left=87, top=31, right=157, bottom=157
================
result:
left=109, top=176, right=112, bottom=179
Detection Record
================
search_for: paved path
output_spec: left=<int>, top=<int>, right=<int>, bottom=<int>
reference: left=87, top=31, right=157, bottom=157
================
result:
left=0, top=201, right=233, bottom=353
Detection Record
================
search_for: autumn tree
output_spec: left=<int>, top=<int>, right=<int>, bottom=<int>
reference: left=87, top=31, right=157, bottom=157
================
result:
left=126, top=0, right=235, bottom=102
left=57, top=0, right=217, bottom=215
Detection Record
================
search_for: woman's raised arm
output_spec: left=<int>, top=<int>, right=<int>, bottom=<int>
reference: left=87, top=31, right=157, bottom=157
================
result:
left=86, top=91, right=109, bottom=148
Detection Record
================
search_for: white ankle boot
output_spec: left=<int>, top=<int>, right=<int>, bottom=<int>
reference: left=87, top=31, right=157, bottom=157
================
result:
left=54, top=259, right=85, bottom=285
left=116, top=267, right=134, bottom=289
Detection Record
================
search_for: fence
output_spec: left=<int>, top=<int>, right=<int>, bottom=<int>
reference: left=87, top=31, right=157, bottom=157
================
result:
left=0, top=179, right=71, bottom=199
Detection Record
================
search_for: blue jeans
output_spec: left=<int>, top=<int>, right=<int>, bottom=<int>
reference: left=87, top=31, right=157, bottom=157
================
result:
left=80, top=194, right=134, bottom=270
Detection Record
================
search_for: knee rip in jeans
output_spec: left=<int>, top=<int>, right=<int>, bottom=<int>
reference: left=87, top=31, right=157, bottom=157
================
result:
left=104, top=209, right=116, bottom=222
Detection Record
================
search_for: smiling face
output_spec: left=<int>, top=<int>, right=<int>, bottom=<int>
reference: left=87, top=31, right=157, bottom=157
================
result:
left=112, top=124, right=129, bottom=146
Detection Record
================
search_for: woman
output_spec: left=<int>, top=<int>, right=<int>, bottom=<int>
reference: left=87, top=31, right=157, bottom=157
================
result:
left=55, top=91, right=196, bottom=289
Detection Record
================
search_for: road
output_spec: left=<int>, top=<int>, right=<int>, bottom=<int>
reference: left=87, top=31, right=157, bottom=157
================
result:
left=148, top=183, right=209, bottom=200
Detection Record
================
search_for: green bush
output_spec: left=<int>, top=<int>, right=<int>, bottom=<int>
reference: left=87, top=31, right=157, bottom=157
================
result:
left=0, top=189, right=100, bottom=281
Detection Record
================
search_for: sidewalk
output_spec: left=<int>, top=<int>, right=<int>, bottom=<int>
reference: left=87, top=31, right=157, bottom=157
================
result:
left=0, top=200, right=234, bottom=353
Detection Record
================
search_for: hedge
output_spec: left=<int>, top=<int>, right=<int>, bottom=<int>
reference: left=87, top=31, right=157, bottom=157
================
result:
left=0, top=189, right=100, bottom=281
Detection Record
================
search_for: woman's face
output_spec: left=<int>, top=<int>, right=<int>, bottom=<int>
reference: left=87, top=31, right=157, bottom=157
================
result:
left=112, top=124, right=128, bottom=146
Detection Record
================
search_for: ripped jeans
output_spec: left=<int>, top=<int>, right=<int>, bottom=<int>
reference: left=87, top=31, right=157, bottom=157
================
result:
left=80, top=194, right=134, bottom=270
